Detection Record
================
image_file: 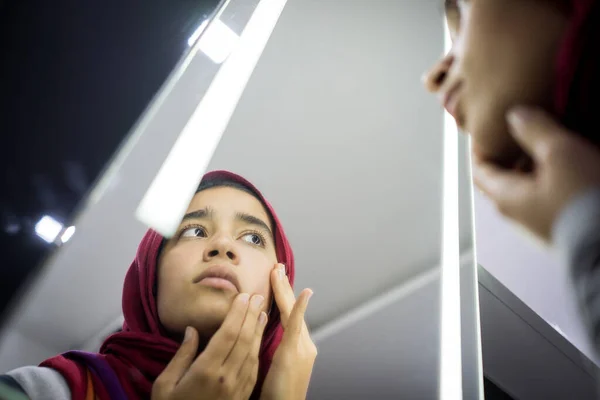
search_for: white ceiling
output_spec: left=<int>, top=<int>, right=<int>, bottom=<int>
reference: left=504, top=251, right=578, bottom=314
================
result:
left=0, top=0, right=484, bottom=397
left=208, top=0, right=454, bottom=328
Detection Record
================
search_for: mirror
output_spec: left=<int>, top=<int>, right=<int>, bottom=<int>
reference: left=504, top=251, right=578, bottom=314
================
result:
left=0, top=0, right=483, bottom=399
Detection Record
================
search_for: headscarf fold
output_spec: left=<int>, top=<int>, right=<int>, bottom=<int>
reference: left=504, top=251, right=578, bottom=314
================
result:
left=41, top=170, right=295, bottom=400
left=554, top=0, right=600, bottom=140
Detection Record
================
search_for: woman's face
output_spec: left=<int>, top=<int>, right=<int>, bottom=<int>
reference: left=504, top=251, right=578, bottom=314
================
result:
left=157, top=186, right=277, bottom=337
left=424, top=0, right=568, bottom=166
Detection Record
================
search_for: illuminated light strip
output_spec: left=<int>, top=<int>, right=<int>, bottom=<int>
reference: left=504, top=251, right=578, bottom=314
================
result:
left=467, top=122, right=485, bottom=399
left=439, top=24, right=463, bottom=400
left=135, top=0, right=289, bottom=237
left=188, top=19, right=209, bottom=47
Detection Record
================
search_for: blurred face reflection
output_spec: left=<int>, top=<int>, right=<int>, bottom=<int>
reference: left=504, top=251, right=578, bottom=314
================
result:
left=423, top=0, right=569, bottom=167
left=157, top=187, right=277, bottom=337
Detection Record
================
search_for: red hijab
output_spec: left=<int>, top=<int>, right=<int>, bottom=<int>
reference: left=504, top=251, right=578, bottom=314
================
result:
left=41, top=170, right=295, bottom=399
left=554, top=0, right=600, bottom=139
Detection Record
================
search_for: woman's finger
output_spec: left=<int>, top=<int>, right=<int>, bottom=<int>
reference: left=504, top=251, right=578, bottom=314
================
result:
left=271, top=263, right=296, bottom=327
left=506, top=106, right=567, bottom=161
left=472, top=160, right=527, bottom=201
left=286, top=289, right=313, bottom=337
left=238, top=311, right=267, bottom=383
left=200, top=293, right=250, bottom=364
left=473, top=160, right=538, bottom=220
left=222, top=294, right=264, bottom=369
left=152, top=326, right=199, bottom=395
left=240, top=361, right=261, bottom=400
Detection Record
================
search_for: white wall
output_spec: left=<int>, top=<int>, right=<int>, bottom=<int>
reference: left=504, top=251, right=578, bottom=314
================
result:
left=0, top=329, right=59, bottom=372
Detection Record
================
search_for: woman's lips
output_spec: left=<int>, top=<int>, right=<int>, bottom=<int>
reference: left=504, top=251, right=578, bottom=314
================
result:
left=441, top=83, right=465, bottom=129
left=194, top=264, right=241, bottom=292
left=444, top=92, right=459, bottom=119
left=197, top=277, right=239, bottom=292
left=474, top=142, right=530, bottom=170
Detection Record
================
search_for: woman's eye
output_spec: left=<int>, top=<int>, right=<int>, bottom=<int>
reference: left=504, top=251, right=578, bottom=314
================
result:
left=242, top=233, right=263, bottom=246
left=180, top=226, right=207, bottom=238
left=444, top=0, right=465, bottom=32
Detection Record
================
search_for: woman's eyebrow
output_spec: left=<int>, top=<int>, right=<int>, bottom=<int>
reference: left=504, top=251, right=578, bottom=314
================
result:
left=182, top=207, right=214, bottom=222
left=443, top=0, right=458, bottom=13
left=235, top=212, right=274, bottom=240
left=444, top=0, right=455, bottom=8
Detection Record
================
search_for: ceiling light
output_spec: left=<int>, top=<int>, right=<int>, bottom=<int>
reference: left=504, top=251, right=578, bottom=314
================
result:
left=35, top=215, right=63, bottom=243
left=60, top=226, right=76, bottom=243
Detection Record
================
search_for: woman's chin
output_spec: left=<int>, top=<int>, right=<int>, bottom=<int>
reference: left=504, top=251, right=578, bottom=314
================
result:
left=183, top=308, right=230, bottom=337
left=473, top=135, right=525, bottom=169
left=193, top=293, right=235, bottom=321
left=166, top=290, right=239, bottom=336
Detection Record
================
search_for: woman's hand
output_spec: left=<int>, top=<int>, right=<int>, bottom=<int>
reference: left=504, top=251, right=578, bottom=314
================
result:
left=152, top=293, right=268, bottom=400
left=260, top=264, right=317, bottom=400
left=472, top=106, right=600, bottom=243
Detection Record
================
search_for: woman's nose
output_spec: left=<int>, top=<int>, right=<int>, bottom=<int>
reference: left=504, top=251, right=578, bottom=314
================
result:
left=203, top=235, right=239, bottom=263
left=422, top=54, right=454, bottom=93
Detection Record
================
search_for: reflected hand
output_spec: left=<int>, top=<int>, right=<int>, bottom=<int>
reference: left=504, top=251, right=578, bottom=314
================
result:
left=472, top=106, right=600, bottom=243
left=152, top=293, right=268, bottom=400
left=260, top=264, right=317, bottom=400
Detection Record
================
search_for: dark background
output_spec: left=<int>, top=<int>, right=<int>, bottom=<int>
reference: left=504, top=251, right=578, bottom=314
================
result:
left=0, top=0, right=221, bottom=319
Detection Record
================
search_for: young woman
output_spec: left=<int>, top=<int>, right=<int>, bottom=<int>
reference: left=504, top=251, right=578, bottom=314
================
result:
left=1, top=170, right=317, bottom=400
left=423, top=0, right=600, bottom=354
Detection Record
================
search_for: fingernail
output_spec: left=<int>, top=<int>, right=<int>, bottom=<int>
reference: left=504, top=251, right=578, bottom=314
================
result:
left=306, top=290, right=314, bottom=304
left=258, top=311, right=268, bottom=326
left=184, top=326, right=192, bottom=342
left=507, top=106, right=532, bottom=128
left=239, top=293, right=250, bottom=304
left=278, top=264, right=286, bottom=280
left=251, top=295, right=264, bottom=309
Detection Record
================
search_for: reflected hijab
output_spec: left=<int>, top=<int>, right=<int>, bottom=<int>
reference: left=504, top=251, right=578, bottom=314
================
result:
left=554, top=0, right=600, bottom=140
left=40, top=170, right=295, bottom=400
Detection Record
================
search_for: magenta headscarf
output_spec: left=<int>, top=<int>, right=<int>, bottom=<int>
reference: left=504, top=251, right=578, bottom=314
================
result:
left=554, top=0, right=600, bottom=140
left=41, top=170, right=295, bottom=400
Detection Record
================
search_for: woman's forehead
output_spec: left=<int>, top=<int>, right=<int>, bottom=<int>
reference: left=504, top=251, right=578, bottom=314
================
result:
left=187, top=187, right=271, bottom=224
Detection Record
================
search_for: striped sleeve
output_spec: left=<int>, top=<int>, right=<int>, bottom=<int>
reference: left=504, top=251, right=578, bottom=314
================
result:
left=554, top=187, right=600, bottom=354
left=5, top=366, right=70, bottom=400
left=0, top=375, right=28, bottom=399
